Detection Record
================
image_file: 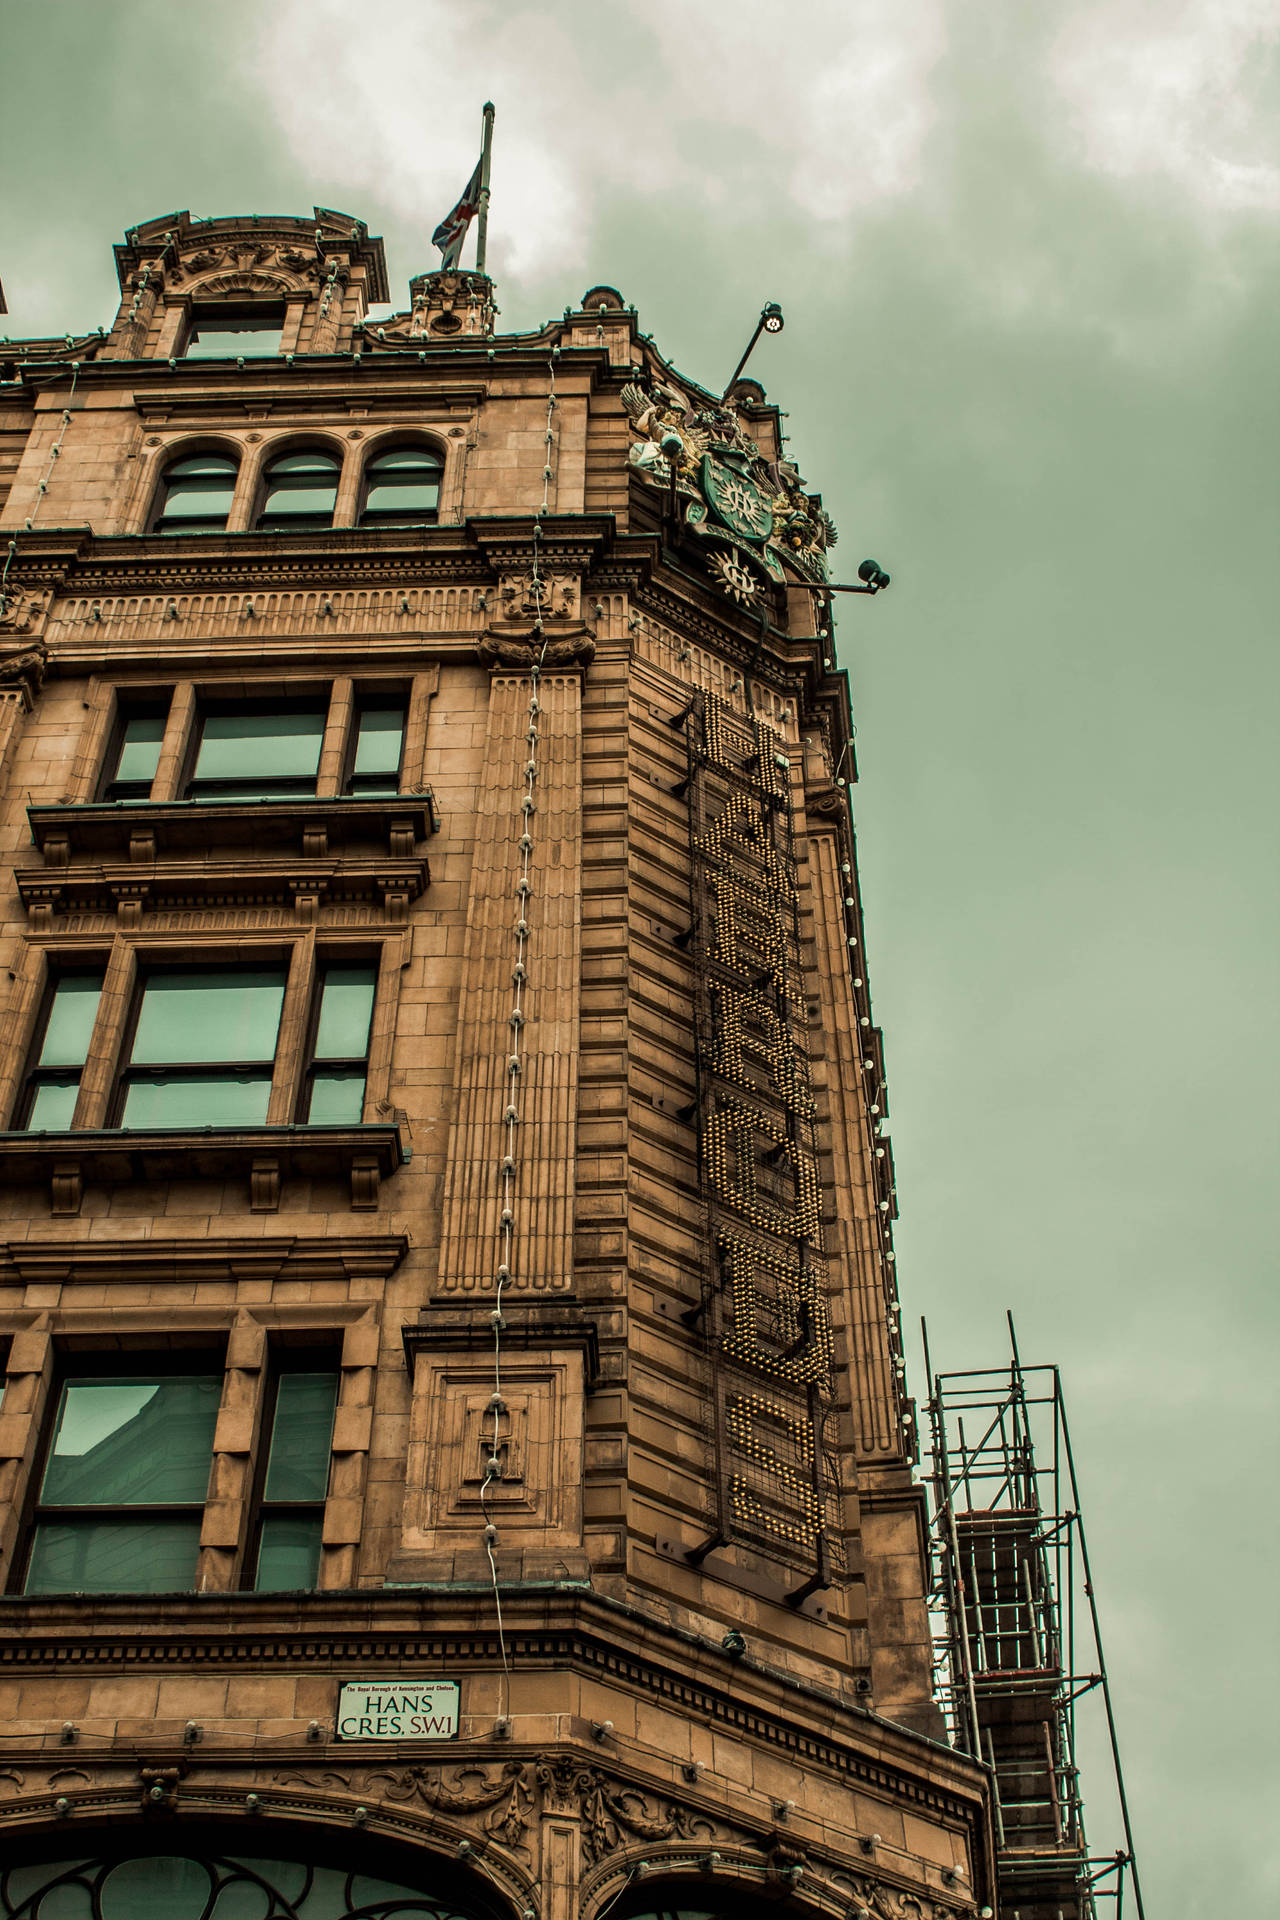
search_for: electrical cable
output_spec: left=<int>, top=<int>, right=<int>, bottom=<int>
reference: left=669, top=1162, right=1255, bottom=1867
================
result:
left=479, top=336, right=559, bottom=1734
left=0, top=359, right=81, bottom=622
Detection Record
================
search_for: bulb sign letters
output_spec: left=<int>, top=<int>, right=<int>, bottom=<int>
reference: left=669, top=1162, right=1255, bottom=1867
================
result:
left=336, top=1680, right=460, bottom=1741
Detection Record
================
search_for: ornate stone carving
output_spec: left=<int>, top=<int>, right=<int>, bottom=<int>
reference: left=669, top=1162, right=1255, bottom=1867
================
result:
left=533, top=1760, right=719, bottom=1867
left=836, top=1872, right=966, bottom=1920
left=138, top=1763, right=184, bottom=1814
left=0, top=638, right=48, bottom=701
left=620, top=371, right=837, bottom=599
left=0, top=585, right=51, bottom=638
left=364, top=270, right=496, bottom=346
left=170, top=241, right=324, bottom=289
left=359, top=1762, right=536, bottom=1851
left=476, top=631, right=595, bottom=671
left=499, top=568, right=580, bottom=622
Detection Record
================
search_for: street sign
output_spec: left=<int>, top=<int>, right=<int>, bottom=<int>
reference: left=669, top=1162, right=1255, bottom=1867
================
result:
left=335, top=1680, right=460, bottom=1741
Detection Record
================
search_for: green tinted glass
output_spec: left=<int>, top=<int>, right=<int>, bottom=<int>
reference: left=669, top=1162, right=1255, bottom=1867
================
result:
left=42, top=1376, right=221, bottom=1505
left=264, top=1372, right=338, bottom=1501
left=158, top=459, right=237, bottom=522
left=306, top=1069, right=366, bottom=1124
left=361, top=449, right=441, bottom=523
left=131, top=970, right=286, bottom=1065
left=194, top=710, right=324, bottom=783
left=254, top=1514, right=325, bottom=1592
left=100, top=1856, right=214, bottom=1920
left=371, top=448, right=440, bottom=472
left=120, top=1072, right=274, bottom=1129
left=38, top=974, right=104, bottom=1067
left=314, top=967, right=376, bottom=1058
left=258, top=454, right=339, bottom=523
left=25, top=1078, right=80, bottom=1131
left=113, top=714, right=166, bottom=788
left=352, top=707, right=405, bottom=777
left=25, top=1517, right=204, bottom=1594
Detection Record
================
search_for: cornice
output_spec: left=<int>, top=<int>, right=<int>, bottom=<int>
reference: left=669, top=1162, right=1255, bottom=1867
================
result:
left=0, top=1232, right=408, bottom=1288
left=0, top=1596, right=985, bottom=1826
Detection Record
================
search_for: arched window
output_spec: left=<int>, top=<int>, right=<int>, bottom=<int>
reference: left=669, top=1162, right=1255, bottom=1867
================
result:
left=359, top=444, right=442, bottom=527
left=0, top=1841, right=498, bottom=1920
left=153, top=451, right=238, bottom=534
left=256, top=447, right=341, bottom=532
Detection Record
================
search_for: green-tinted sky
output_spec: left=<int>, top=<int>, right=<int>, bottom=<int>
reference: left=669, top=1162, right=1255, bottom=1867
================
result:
left=2, top=1, right=1276, bottom=1906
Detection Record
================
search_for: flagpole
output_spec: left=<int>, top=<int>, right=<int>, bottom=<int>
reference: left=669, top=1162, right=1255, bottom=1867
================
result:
left=476, top=101, right=495, bottom=275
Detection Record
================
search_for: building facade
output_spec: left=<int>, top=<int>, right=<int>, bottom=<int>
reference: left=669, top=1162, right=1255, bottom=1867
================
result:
left=0, top=210, right=995, bottom=1920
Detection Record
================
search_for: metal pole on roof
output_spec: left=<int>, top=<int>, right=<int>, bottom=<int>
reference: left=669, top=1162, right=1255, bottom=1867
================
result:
left=476, top=101, right=496, bottom=276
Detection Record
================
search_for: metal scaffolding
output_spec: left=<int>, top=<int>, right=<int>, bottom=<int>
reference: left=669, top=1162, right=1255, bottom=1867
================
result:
left=922, top=1315, right=1145, bottom=1920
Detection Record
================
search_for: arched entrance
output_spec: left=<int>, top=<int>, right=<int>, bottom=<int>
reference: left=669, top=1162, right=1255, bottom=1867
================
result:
left=0, top=1820, right=511, bottom=1920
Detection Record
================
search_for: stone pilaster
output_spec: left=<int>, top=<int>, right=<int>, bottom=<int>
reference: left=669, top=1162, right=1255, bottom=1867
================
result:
left=437, top=667, right=583, bottom=1295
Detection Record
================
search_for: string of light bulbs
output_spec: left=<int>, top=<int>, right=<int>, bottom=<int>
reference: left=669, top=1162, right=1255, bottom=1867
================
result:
left=0, top=358, right=82, bottom=623
left=478, top=337, right=559, bottom=1734
left=1, top=228, right=172, bottom=619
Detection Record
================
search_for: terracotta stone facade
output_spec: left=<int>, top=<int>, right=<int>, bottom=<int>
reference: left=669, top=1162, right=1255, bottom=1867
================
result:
left=0, top=212, right=996, bottom=1919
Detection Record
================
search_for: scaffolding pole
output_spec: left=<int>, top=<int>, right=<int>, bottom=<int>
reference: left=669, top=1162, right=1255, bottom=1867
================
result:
left=922, top=1315, right=1145, bottom=1920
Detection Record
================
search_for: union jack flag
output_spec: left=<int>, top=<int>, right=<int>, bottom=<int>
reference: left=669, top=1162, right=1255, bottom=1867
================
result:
left=431, top=157, right=484, bottom=270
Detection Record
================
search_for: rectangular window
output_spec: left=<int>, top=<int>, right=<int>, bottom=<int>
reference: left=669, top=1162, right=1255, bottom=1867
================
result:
left=117, top=966, right=287, bottom=1128
left=186, top=703, right=326, bottom=802
left=18, top=970, right=105, bottom=1131
left=101, top=706, right=169, bottom=801
left=183, top=304, right=285, bottom=359
left=345, top=700, right=406, bottom=797
left=93, top=683, right=420, bottom=808
left=248, top=1361, right=339, bottom=1591
left=23, top=1366, right=222, bottom=1595
left=301, top=963, right=377, bottom=1123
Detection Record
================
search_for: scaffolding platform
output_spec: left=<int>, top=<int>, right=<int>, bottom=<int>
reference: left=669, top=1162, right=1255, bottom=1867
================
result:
left=922, top=1315, right=1144, bottom=1920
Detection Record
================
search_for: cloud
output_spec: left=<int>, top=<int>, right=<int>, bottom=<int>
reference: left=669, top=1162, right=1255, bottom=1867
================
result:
left=243, top=0, right=1279, bottom=366
left=1049, top=1, right=1280, bottom=211
left=245, top=0, right=948, bottom=280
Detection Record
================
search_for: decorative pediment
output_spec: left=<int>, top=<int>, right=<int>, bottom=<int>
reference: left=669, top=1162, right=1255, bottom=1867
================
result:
left=170, top=241, right=327, bottom=293
left=180, top=268, right=308, bottom=300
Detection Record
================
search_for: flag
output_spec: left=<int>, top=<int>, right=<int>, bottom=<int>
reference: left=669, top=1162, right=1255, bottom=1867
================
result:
left=431, top=158, right=484, bottom=270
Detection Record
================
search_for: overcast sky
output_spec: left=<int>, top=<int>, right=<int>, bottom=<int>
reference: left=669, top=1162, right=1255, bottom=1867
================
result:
left=2, top=2, right=1277, bottom=1910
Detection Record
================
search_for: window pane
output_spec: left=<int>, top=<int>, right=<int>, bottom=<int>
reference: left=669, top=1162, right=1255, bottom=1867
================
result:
left=371, top=448, right=441, bottom=472
left=265, top=452, right=337, bottom=476
left=258, top=454, right=339, bottom=527
left=131, top=970, right=286, bottom=1065
left=264, top=1372, right=339, bottom=1501
left=38, top=974, right=104, bottom=1066
left=254, top=1514, right=324, bottom=1592
left=306, top=1069, right=367, bottom=1124
left=157, top=459, right=237, bottom=528
left=25, top=1517, right=204, bottom=1594
left=161, top=472, right=237, bottom=506
left=42, top=1376, right=221, bottom=1505
left=361, top=448, right=442, bottom=525
left=120, top=1071, right=274, bottom=1129
left=314, top=967, right=377, bottom=1058
left=194, top=710, right=325, bottom=783
left=101, top=1857, right=215, bottom=1920
left=352, top=707, right=405, bottom=778
left=25, top=1078, right=81, bottom=1131
left=112, top=714, right=166, bottom=790
left=361, top=480, right=440, bottom=517
left=167, top=454, right=239, bottom=477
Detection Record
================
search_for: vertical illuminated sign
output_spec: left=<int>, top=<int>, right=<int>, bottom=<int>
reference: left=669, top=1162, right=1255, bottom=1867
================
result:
left=684, top=693, right=839, bottom=1589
